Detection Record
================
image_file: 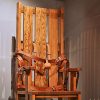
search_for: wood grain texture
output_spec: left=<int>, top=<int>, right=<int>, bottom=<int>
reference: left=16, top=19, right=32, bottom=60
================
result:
left=60, top=8, right=64, bottom=54
left=16, top=2, right=22, bottom=51
left=49, top=9, right=58, bottom=87
left=58, top=8, right=64, bottom=87
left=23, top=6, right=30, bottom=53
left=35, top=7, right=47, bottom=87
left=23, top=6, right=33, bottom=90
left=16, top=2, right=23, bottom=91
left=35, top=7, right=46, bottom=58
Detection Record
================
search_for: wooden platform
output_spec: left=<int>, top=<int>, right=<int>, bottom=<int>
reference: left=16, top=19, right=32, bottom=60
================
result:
left=17, top=90, right=81, bottom=99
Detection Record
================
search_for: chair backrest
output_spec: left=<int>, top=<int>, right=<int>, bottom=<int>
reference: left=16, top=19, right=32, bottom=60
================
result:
left=16, top=2, right=64, bottom=90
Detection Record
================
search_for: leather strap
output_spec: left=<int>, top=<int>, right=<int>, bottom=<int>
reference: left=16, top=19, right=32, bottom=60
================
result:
left=17, top=84, right=64, bottom=91
left=15, top=51, right=46, bottom=63
left=15, top=51, right=68, bottom=65
left=31, top=85, right=64, bottom=91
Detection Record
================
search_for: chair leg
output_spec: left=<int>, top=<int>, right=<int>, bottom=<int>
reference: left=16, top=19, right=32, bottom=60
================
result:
left=67, top=97, right=72, bottom=100
left=32, top=95, right=35, bottom=100
left=58, top=98, right=62, bottom=100
left=78, top=94, right=81, bottom=100
left=29, top=94, right=32, bottom=100
left=16, top=93, right=18, bottom=100
left=25, top=93, right=28, bottom=100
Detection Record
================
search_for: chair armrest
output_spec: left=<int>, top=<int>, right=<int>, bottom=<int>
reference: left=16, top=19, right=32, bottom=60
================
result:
left=67, top=68, right=81, bottom=91
left=66, top=68, right=81, bottom=72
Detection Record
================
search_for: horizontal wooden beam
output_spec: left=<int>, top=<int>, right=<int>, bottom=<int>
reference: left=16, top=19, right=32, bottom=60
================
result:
left=35, top=95, right=77, bottom=98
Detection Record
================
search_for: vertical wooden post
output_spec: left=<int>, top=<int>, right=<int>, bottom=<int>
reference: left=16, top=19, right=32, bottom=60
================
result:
left=58, top=8, right=64, bottom=86
left=78, top=94, right=81, bottom=100
left=16, top=2, right=22, bottom=51
left=29, top=93, right=32, bottom=100
left=16, top=2, right=22, bottom=100
left=49, top=9, right=58, bottom=87
left=16, top=93, right=18, bottom=100
left=24, top=71, right=28, bottom=100
left=32, top=95, right=35, bottom=100
left=23, top=5, right=33, bottom=90
left=70, top=72, right=77, bottom=91
left=60, top=8, right=64, bottom=55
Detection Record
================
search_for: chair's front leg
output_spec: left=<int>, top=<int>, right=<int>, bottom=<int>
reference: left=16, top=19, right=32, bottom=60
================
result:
left=78, top=94, right=81, bottom=100
left=70, top=72, right=77, bottom=91
left=76, top=72, right=79, bottom=88
left=24, top=71, right=28, bottom=100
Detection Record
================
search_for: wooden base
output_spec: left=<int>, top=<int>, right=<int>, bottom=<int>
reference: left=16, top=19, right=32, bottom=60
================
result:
left=16, top=91, right=81, bottom=100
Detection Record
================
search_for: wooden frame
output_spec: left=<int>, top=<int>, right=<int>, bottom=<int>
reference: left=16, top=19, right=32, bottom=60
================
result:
left=15, top=2, right=81, bottom=100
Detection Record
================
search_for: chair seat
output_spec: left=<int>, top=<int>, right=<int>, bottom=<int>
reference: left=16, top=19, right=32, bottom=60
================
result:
left=29, top=91, right=81, bottom=98
left=29, top=90, right=81, bottom=95
left=17, top=90, right=81, bottom=98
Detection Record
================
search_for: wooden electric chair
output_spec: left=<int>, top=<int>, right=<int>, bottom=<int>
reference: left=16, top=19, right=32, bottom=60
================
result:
left=15, top=2, right=81, bottom=100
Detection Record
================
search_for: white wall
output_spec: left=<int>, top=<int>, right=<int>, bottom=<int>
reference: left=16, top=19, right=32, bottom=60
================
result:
left=0, top=0, right=63, bottom=100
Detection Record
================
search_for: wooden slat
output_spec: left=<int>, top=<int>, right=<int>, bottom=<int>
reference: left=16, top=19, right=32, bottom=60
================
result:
left=29, top=7, right=33, bottom=54
left=60, top=8, right=64, bottom=54
left=28, top=7, right=33, bottom=91
left=49, top=9, right=58, bottom=87
left=35, top=7, right=46, bottom=58
left=16, top=2, right=22, bottom=51
left=34, top=7, right=47, bottom=87
left=23, top=6, right=30, bottom=53
left=16, top=1, right=23, bottom=90
left=23, top=6, right=33, bottom=90
left=29, top=91, right=81, bottom=95
left=58, top=8, right=64, bottom=86
left=36, top=95, right=77, bottom=98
